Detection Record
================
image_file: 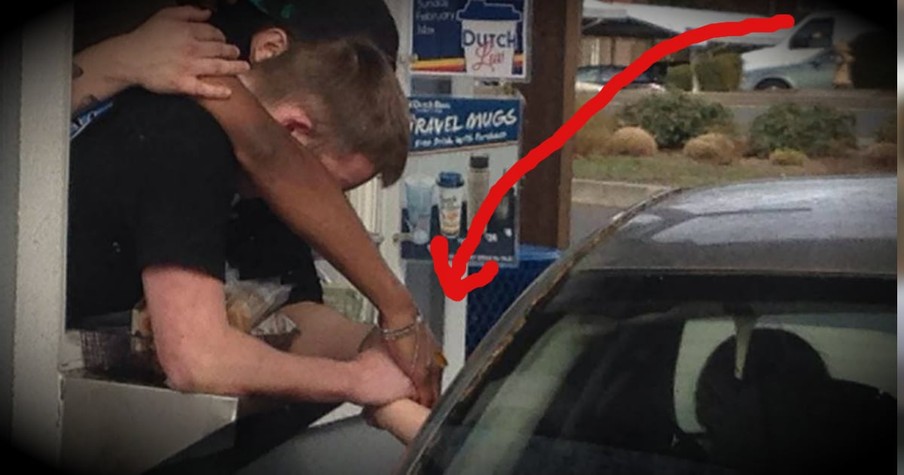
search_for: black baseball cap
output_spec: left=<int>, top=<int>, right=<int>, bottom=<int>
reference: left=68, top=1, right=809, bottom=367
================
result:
left=209, top=0, right=400, bottom=69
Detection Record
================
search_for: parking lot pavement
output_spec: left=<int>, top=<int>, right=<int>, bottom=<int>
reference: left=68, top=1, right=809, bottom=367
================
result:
left=570, top=202, right=622, bottom=247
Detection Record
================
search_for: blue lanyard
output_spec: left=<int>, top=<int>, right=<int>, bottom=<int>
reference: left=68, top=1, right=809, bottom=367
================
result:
left=70, top=99, right=114, bottom=140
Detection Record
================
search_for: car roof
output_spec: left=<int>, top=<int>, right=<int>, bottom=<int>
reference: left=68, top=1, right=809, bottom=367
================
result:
left=574, top=176, right=896, bottom=277
left=577, top=64, right=658, bottom=84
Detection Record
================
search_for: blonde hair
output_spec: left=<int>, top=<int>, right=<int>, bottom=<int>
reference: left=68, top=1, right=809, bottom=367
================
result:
left=254, top=36, right=409, bottom=187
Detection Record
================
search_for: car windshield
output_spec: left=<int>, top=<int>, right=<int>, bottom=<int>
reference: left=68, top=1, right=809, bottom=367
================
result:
left=412, top=273, right=895, bottom=474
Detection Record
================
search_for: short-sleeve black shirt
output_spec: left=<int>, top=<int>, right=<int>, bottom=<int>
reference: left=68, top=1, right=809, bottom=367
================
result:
left=67, top=88, right=321, bottom=328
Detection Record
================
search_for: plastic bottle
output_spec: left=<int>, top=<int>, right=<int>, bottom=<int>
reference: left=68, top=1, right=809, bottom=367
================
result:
left=467, top=154, right=490, bottom=228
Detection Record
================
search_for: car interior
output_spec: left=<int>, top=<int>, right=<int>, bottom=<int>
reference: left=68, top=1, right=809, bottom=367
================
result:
left=417, top=274, right=895, bottom=475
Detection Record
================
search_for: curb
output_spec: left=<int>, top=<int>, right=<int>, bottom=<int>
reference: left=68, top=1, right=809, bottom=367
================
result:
left=572, top=179, right=670, bottom=208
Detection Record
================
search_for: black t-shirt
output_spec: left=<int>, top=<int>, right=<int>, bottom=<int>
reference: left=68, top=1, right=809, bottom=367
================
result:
left=67, top=88, right=321, bottom=328
left=227, top=198, right=323, bottom=305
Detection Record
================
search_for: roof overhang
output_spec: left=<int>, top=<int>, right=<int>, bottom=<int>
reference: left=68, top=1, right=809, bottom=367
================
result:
left=582, top=0, right=786, bottom=46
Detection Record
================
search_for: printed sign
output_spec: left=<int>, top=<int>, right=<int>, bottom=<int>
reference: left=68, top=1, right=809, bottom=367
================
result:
left=412, top=0, right=529, bottom=79
left=409, top=96, right=521, bottom=154
left=402, top=96, right=522, bottom=265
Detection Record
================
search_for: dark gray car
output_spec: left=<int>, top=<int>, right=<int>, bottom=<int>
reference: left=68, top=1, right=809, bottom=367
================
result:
left=399, top=175, right=896, bottom=474
left=156, top=176, right=896, bottom=474
left=576, top=65, right=665, bottom=93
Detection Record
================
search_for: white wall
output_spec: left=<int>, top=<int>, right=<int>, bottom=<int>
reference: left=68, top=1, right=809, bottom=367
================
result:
left=3, top=6, right=72, bottom=464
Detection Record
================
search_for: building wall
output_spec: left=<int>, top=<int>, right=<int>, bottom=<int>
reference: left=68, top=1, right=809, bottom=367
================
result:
left=580, top=36, right=655, bottom=66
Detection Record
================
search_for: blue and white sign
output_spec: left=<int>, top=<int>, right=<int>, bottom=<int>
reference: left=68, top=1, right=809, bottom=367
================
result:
left=412, top=0, right=529, bottom=79
left=409, top=95, right=522, bottom=154
left=402, top=95, right=522, bottom=265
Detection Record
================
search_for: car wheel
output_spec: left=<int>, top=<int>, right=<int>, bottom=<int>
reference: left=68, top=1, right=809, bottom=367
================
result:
left=754, top=79, right=791, bottom=90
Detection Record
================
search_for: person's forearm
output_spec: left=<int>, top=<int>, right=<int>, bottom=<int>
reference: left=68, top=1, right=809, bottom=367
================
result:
left=369, top=399, right=430, bottom=445
left=71, top=36, right=130, bottom=116
left=170, top=323, right=356, bottom=402
left=196, top=78, right=418, bottom=327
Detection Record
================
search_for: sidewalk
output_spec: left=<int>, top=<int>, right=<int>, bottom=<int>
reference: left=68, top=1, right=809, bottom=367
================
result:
left=572, top=178, right=670, bottom=208
left=570, top=179, right=670, bottom=245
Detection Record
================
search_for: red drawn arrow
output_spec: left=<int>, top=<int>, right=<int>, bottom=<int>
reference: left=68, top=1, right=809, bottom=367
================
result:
left=431, top=15, right=795, bottom=301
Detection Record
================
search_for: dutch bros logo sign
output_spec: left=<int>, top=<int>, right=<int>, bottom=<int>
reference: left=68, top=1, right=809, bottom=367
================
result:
left=462, top=28, right=518, bottom=49
left=456, top=0, right=522, bottom=77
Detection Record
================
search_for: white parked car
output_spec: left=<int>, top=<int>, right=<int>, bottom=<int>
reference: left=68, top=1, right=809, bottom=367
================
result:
left=739, top=10, right=879, bottom=90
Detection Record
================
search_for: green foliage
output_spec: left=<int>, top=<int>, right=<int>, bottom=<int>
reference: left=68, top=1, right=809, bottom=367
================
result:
left=748, top=103, right=856, bottom=157
left=665, top=64, right=692, bottom=91
left=664, top=53, right=741, bottom=92
left=617, top=91, right=734, bottom=148
left=695, top=53, right=742, bottom=92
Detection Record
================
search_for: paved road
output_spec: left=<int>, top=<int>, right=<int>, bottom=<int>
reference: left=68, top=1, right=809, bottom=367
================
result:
left=570, top=203, right=622, bottom=247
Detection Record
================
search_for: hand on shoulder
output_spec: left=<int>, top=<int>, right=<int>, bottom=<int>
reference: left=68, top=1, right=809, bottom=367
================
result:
left=116, top=5, right=250, bottom=99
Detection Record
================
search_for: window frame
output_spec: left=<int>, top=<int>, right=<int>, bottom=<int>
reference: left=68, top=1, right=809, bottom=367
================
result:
left=789, top=17, right=836, bottom=49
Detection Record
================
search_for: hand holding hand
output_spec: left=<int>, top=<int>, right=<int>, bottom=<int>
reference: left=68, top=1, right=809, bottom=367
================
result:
left=382, top=315, right=445, bottom=408
left=347, top=340, right=416, bottom=407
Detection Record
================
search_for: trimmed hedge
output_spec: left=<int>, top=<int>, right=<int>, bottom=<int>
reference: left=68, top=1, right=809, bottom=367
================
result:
left=748, top=103, right=856, bottom=157
left=665, top=64, right=692, bottom=91
left=664, top=53, right=741, bottom=92
left=608, top=127, right=658, bottom=157
left=683, top=133, right=737, bottom=165
left=695, top=53, right=742, bottom=92
left=769, top=148, right=808, bottom=167
left=617, top=91, right=734, bottom=148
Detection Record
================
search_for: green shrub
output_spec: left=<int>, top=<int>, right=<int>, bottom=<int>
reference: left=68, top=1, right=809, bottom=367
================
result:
left=748, top=103, right=856, bottom=157
left=608, top=127, right=658, bottom=156
left=665, top=64, right=692, bottom=91
left=769, top=148, right=808, bottom=167
left=617, top=90, right=734, bottom=148
left=683, top=133, right=737, bottom=165
left=664, top=53, right=741, bottom=92
left=850, top=30, right=895, bottom=90
left=695, top=53, right=742, bottom=92
left=876, top=114, right=897, bottom=144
